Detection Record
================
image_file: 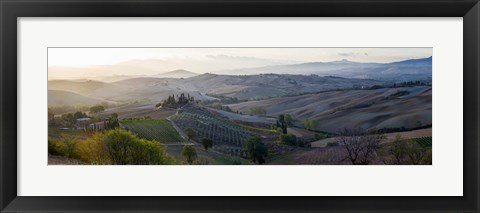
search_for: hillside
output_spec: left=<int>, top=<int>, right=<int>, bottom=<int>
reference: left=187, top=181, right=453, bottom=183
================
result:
left=48, top=74, right=382, bottom=103
left=48, top=79, right=126, bottom=101
left=228, top=86, right=432, bottom=133
left=183, top=73, right=382, bottom=100
left=48, top=90, right=106, bottom=106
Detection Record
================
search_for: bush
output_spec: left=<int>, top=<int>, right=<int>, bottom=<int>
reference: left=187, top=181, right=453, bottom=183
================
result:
left=280, top=134, right=297, bottom=146
left=327, top=142, right=339, bottom=147
left=181, top=145, right=197, bottom=164
left=48, top=135, right=79, bottom=158
left=75, top=136, right=110, bottom=164
left=48, top=138, right=66, bottom=156
left=89, top=105, right=105, bottom=113
left=102, top=129, right=174, bottom=165
left=243, top=137, right=268, bottom=164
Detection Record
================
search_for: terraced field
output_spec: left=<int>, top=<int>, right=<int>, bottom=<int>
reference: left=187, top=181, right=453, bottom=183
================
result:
left=267, top=146, right=350, bottom=165
left=121, top=119, right=184, bottom=143
left=170, top=104, right=253, bottom=156
left=414, top=136, right=432, bottom=147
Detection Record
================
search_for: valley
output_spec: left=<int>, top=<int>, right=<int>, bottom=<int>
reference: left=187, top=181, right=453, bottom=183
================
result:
left=48, top=55, right=433, bottom=165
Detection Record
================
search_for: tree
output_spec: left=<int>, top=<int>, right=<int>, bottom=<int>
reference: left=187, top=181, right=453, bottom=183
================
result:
left=243, top=137, right=268, bottom=164
left=201, top=138, right=213, bottom=150
left=48, top=108, right=55, bottom=122
left=61, top=113, right=75, bottom=126
left=185, top=127, right=196, bottom=141
left=284, top=114, right=294, bottom=127
left=250, top=107, right=267, bottom=116
left=279, top=134, right=297, bottom=146
left=101, top=129, right=173, bottom=165
left=277, top=114, right=287, bottom=134
left=405, top=140, right=429, bottom=165
left=182, top=145, right=197, bottom=164
left=304, top=119, right=318, bottom=131
left=384, top=135, right=408, bottom=165
left=90, top=105, right=105, bottom=113
left=73, top=111, right=84, bottom=120
left=336, top=128, right=381, bottom=165
left=108, top=113, right=120, bottom=129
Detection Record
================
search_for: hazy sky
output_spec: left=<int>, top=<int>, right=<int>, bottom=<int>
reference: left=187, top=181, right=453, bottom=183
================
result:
left=48, top=48, right=432, bottom=80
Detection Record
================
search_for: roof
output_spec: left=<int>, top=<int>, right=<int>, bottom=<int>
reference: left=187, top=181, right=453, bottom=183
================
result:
left=76, top=118, right=91, bottom=121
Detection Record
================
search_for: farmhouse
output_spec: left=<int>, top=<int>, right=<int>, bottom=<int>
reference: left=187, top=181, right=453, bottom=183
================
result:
left=89, top=120, right=111, bottom=131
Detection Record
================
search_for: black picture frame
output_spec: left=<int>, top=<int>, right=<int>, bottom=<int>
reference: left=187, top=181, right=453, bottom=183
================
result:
left=1, top=0, right=479, bottom=212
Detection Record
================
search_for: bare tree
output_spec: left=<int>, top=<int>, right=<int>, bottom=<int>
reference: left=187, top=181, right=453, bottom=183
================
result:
left=336, top=128, right=381, bottom=165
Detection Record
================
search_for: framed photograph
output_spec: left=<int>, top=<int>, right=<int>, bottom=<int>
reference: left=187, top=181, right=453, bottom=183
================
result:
left=1, top=0, right=479, bottom=212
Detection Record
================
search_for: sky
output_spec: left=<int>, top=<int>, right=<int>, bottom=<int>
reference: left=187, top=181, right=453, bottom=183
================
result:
left=48, top=48, right=432, bottom=80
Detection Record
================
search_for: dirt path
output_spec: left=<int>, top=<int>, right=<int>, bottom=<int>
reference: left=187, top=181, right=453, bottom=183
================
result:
left=311, top=128, right=432, bottom=148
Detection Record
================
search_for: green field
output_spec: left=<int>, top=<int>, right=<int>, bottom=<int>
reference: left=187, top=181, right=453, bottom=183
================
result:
left=121, top=119, right=184, bottom=143
left=414, top=136, right=432, bottom=147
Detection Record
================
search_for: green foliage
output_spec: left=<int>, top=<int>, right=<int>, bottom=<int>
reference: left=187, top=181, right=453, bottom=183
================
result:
left=107, top=113, right=120, bottom=129
left=201, top=138, right=213, bottom=150
left=304, top=119, right=318, bottom=131
left=414, top=136, right=432, bottom=147
left=276, top=115, right=288, bottom=134
left=249, top=107, right=267, bottom=116
left=279, top=134, right=297, bottom=146
left=283, top=114, right=294, bottom=126
left=121, top=119, right=183, bottom=143
left=243, top=137, right=268, bottom=164
left=314, top=133, right=325, bottom=140
left=185, top=127, right=196, bottom=141
left=385, top=135, right=409, bottom=165
left=61, top=113, right=76, bottom=126
left=89, top=105, right=105, bottom=113
left=73, top=111, right=87, bottom=120
left=405, top=140, right=430, bottom=165
left=102, top=129, right=174, bottom=165
left=384, top=135, right=432, bottom=165
left=75, top=136, right=110, bottom=164
left=160, top=93, right=193, bottom=109
left=49, top=129, right=175, bottom=165
left=48, top=135, right=79, bottom=158
left=181, top=145, right=197, bottom=164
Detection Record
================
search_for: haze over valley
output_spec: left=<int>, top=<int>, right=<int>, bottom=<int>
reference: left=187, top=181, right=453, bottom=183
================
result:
left=48, top=48, right=432, bottom=165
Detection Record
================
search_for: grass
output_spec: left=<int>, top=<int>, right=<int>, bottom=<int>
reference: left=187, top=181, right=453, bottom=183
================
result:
left=414, top=136, right=432, bottom=147
left=121, top=119, right=184, bottom=143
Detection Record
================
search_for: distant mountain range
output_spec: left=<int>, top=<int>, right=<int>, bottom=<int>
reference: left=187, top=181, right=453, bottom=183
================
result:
left=226, top=57, right=432, bottom=83
left=152, top=69, right=199, bottom=78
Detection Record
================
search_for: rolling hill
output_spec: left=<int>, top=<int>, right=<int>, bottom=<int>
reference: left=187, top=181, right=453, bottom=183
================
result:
left=48, top=90, right=106, bottom=106
left=228, top=86, right=432, bottom=133
left=48, top=74, right=383, bottom=103
left=226, top=57, right=432, bottom=83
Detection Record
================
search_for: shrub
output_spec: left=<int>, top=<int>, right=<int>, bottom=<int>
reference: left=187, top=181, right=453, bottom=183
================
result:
left=101, top=129, right=174, bottom=165
left=181, top=145, right=197, bottom=164
left=74, top=136, right=110, bottom=164
left=327, top=142, right=339, bottom=147
left=280, top=134, right=297, bottom=146
left=201, top=138, right=213, bottom=150
left=48, top=135, right=79, bottom=158
left=48, top=138, right=66, bottom=156
left=243, top=137, right=268, bottom=164
left=89, top=105, right=105, bottom=113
